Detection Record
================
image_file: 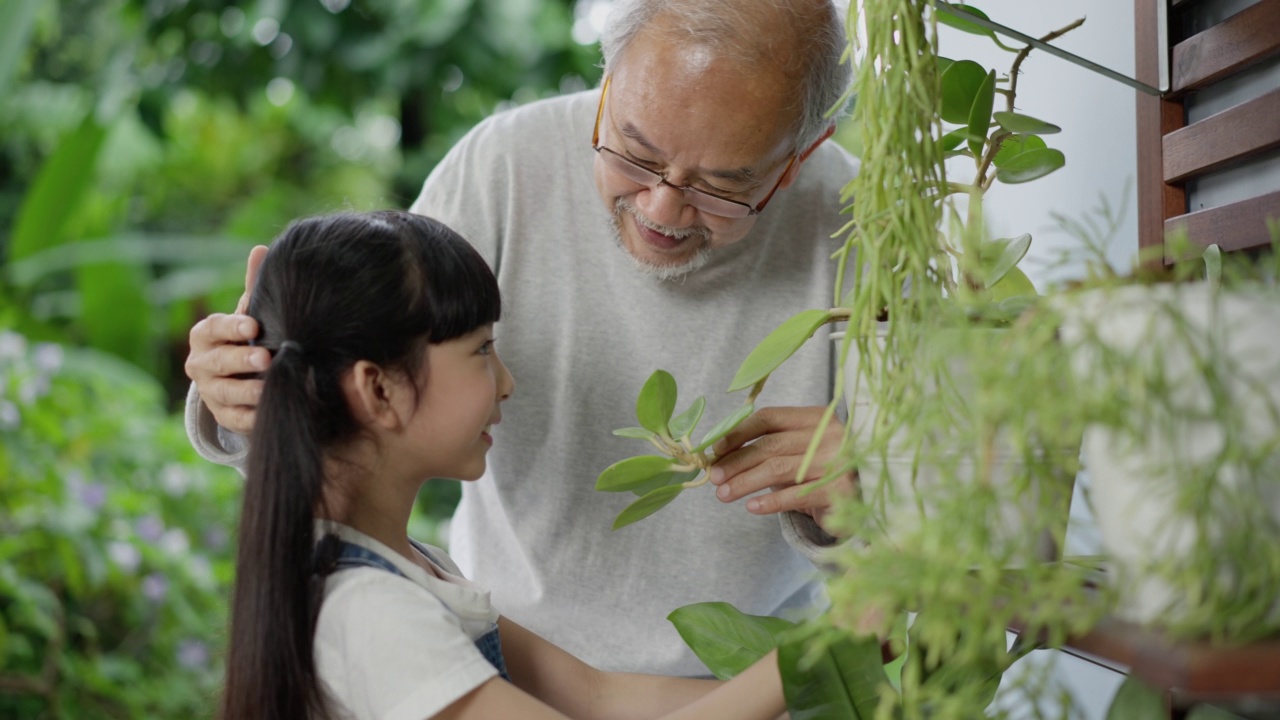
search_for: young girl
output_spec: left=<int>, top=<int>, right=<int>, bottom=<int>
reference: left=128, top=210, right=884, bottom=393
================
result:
left=218, top=210, right=785, bottom=720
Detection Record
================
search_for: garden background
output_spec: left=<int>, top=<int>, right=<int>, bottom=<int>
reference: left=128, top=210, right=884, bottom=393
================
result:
left=0, top=0, right=610, bottom=716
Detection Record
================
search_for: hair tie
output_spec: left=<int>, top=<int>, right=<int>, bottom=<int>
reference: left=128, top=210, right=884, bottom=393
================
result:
left=278, top=340, right=305, bottom=357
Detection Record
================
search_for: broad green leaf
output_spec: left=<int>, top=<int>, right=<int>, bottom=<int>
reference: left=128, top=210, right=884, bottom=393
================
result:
left=941, top=128, right=984, bottom=152
left=668, top=396, right=707, bottom=440
left=979, top=234, right=1032, bottom=288
left=992, top=134, right=1047, bottom=168
left=79, top=260, right=154, bottom=372
left=935, top=3, right=994, bottom=38
left=940, top=60, right=988, bottom=125
left=635, top=370, right=678, bottom=436
left=935, top=3, right=1020, bottom=51
left=993, top=111, right=1061, bottom=135
left=694, top=403, right=755, bottom=453
left=668, top=602, right=795, bottom=680
left=630, top=468, right=701, bottom=497
left=996, top=147, right=1066, bottom=184
left=595, top=455, right=675, bottom=492
left=990, top=266, right=1038, bottom=302
left=612, top=485, right=684, bottom=529
left=612, top=427, right=657, bottom=440
left=1105, top=676, right=1166, bottom=720
left=0, top=0, right=40, bottom=100
left=779, top=629, right=889, bottom=720
left=728, top=309, right=831, bottom=392
left=936, top=56, right=955, bottom=76
left=8, top=117, right=109, bottom=265
left=967, top=69, right=997, bottom=158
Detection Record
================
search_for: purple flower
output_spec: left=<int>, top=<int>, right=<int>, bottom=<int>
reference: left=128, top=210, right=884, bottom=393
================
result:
left=0, top=401, right=19, bottom=430
left=0, top=331, right=26, bottom=362
left=136, top=515, right=165, bottom=543
left=203, top=526, right=229, bottom=551
left=77, top=481, right=107, bottom=511
left=142, top=572, right=168, bottom=602
left=108, top=541, right=142, bottom=573
left=32, top=343, right=63, bottom=374
left=176, top=639, right=210, bottom=670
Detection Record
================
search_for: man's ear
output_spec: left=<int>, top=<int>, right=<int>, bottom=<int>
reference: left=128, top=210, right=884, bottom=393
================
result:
left=341, top=361, right=409, bottom=431
left=779, top=124, right=837, bottom=190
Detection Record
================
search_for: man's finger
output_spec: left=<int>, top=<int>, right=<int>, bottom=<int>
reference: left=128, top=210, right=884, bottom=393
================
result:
left=203, top=376, right=265, bottom=410
left=713, top=406, right=815, bottom=456
left=234, top=245, right=270, bottom=314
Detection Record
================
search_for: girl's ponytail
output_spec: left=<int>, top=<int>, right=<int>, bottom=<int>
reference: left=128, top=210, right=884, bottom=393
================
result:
left=220, top=341, right=329, bottom=720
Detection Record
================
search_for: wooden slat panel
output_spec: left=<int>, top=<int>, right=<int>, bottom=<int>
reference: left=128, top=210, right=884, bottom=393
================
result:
left=1172, top=0, right=1280, bottom=92
left=1136, top=0, right=1188, bottom=265
left=1164, top=189, right=1280, bottom=254
left=1163, top=89, right=1280, bottom=183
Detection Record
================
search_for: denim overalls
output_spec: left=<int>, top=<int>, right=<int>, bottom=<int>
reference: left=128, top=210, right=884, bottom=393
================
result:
left=317, top=534, right=511, bottom=682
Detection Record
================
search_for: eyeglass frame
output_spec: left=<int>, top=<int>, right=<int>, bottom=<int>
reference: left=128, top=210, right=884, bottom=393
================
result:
left=590, top=75, right=797, bottom=219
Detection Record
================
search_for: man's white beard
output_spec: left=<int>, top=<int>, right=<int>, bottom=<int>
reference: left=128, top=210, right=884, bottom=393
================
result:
left=610, top=197, right=713, bottom=281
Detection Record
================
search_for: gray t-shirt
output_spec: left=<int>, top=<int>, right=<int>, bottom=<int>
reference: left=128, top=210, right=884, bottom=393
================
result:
left=186, top=89, right=860, bottom=676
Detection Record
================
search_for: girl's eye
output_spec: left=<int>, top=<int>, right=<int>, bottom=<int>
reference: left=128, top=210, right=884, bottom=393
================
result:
left=478, top=340, right=494, bottom=356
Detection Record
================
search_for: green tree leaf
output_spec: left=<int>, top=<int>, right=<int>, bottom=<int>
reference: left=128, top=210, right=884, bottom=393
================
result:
left=8, top=116, right=109, bottom=265
left=612, top=427, right=657, bottom=440
left=595, top=455, right=675, bottom=493
left=728, top=309, right=831, bottom=392
left=995, top=147, right=1066, bottom=184
left=935, top=3, right=1021, bottom=51
left=668, top=396, right=707, bottom=441
left=636, top=369, right=678, bottom=436
left=992, top=134, right=1047, bottom=168
left=612, top=485, right=684, bottom=529
left=668, top=602, right=796, bottom=680
left=1106, top=676, right=1167, bottom=720
left=967, top=69, right=997, bottom=158
left=778, top=628, right=890, bottom=720
left=0, top=0, right=40, bottom=100
left=694, top=403, right=755, bottom=453
left=940, top=60, right=988, bottom=125
left=630, top=468, right=701, bottom=497
left=979, top=234, right=1032, bottom=289
left=993, top=111, right=1061, bottom=135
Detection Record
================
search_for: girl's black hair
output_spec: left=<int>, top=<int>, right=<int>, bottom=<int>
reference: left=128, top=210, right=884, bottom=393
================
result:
left=219, top=210, right=500, bottom=720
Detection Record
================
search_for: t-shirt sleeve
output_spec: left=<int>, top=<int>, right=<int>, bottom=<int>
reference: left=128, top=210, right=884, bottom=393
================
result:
left=183, top=381, right=248, bottom=473
left=315, top=573, right=499, bottom=720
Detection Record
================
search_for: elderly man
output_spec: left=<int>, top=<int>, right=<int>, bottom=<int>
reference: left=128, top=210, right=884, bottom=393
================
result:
left=184, top=0, right=860, bottom=676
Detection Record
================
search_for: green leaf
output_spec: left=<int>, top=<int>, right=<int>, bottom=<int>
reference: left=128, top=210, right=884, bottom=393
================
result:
left=940, top=60, right=988, bottom=126
left=630, top=468, right=701, bottom=497
left=612, top=485, right=684, bottom=529
left=967, top=69, right=997, bottom=158
left=941, top=128, right=984, bottom=152
left=8, top=116, right=109, bottom=266
left=935, top=4, right=995, bottom=38
left=694, top=403, right=755, bottom=453
left=989, top=264, right=1037, bottom=303
left=1203, top=243, right=1222, bottom=289
left=778, top=628, right=890, bottom=720
left=635, top=370, right=678, bottom=436
left=979, top=234, right=1032, bottom=289
left=728, top=309, right=831, bottom=392
left=0, top=0, right=40, bottom=100
left=1106, top=676, right=1167, bottom=720
left=612, top=427, right=657, bottom=440
left=668, top=602, right=796, bottom=680
left=595, top=455, right=675, bottom=492
left=992, top=134, right=1047, bottom=168
left=995, top=147, right=1066, bottom=184
left=993, top=111, right=1061, bottom=135
left=668, top=396, right=707, bottom=440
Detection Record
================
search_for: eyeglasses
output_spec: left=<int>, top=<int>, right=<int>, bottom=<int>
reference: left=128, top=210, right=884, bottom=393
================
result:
left=591, top=76, right=796, bottom=219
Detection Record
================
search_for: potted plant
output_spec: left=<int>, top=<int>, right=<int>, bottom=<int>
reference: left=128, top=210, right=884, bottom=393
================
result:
left=596, top=2, right=1117, bottom=718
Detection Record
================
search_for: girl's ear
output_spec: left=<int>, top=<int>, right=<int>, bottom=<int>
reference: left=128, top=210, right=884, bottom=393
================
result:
left=341, top=361, right=412, bottom=431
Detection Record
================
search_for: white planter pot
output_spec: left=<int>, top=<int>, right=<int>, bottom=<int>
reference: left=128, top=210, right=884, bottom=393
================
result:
left=832, top=326, right=1075, bottom=562
left=1056, top=283, right=1280, bottom=631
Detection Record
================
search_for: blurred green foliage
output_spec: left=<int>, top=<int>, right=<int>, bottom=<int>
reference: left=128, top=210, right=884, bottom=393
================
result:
left=1, top=0, right=601, bottom=399
left=1, top=2, right=598, bottom=716
left=0, top=330, right=240, bottom=717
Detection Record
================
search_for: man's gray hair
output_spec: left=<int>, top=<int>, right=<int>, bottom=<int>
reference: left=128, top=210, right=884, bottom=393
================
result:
left=599, top=0, right=852, bottom=152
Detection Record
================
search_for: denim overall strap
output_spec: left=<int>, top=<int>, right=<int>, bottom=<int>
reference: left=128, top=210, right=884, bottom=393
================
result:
left=319, top=535, right=511, bottom=682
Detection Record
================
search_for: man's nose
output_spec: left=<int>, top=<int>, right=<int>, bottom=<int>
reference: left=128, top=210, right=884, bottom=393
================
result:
left=636, top=180, right=697, bottom=228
